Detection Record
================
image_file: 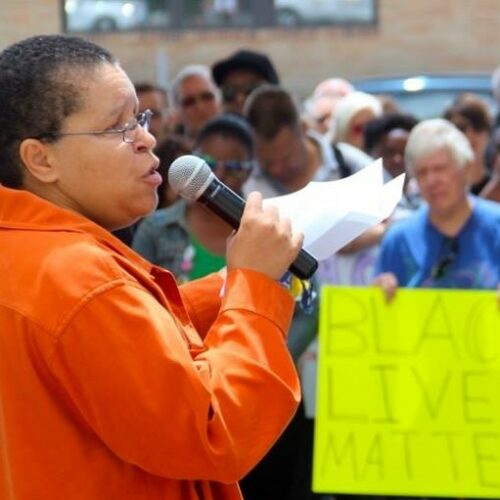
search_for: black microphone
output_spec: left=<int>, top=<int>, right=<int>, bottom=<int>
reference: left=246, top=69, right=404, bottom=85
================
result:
left=168, top=155, right=318, bottom=280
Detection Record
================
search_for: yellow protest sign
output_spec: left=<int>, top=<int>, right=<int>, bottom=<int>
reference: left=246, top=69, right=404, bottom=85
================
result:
left=313, top=286, right=500, bottom=497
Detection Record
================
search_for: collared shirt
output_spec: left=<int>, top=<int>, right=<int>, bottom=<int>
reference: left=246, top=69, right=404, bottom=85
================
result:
left=0, top=185, right=299, bottom=500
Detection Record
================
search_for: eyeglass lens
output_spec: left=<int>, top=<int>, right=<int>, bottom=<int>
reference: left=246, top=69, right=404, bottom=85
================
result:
left=197, top=153, right=253, bottom=172
left=124, top=110, right=152, bottom=142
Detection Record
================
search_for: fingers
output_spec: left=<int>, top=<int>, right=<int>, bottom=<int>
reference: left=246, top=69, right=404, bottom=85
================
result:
left=228, top=192, right=305, bottom=281
left=372, top=272, right=399, bottom=303
left=243, top=191, right=263, bottom=217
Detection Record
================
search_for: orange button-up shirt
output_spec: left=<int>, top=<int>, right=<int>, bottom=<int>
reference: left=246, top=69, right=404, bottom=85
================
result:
left=0, top=186, right=300, bottom=500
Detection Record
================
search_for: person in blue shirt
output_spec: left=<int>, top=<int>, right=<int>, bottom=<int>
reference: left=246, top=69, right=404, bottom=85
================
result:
left=373, top=118, right=500, bottom=302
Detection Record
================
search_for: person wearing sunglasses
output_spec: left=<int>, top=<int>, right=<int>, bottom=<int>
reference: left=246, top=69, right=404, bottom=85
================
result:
left=373, top=118, right=500, bottom=303
left=211, top=49, right=280, bottom=115
left=0, top=35, right=303, bottom=500
left=170, top=64, right=222, bottom=145
left=133, top=113, right=254, bottom=282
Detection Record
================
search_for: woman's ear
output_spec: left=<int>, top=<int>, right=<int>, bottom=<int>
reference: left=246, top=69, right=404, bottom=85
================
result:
left=18, top=138, right=59, bottom=183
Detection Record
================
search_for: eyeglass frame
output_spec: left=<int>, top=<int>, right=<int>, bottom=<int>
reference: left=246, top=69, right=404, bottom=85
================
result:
left=34, top=109, right=153, bottom=144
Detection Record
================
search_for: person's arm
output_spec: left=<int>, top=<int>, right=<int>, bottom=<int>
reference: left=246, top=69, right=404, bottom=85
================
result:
left=48, top=270, right=298, bottom=483
left=479, top=175, right=500, bottom=202
left=48, top=192, right=302, bottom=483
left=479, top=153, right=500, bottom=202
left=371, top=226, right=401, bottom=302
left=337, top=222, right=387, bottom=254
left=179, top=272, right=224, bottom=338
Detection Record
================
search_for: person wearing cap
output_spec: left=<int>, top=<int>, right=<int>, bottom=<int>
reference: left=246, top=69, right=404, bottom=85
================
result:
left=211, top=49, right=280, bottom=115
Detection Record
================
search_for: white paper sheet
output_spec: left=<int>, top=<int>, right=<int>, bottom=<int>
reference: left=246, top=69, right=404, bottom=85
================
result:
left=263, top=159, right=405, bottom=260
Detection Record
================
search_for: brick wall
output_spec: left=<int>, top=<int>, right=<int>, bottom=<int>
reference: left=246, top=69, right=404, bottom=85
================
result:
left=0, top=0, right=60, bottom=44
left=0, top=0, right=498, bottom=98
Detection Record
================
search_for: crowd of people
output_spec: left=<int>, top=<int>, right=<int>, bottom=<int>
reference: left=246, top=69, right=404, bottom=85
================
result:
left=0, top=33, right=499, bottom=500
left=129, top=45, right=500, bottom=500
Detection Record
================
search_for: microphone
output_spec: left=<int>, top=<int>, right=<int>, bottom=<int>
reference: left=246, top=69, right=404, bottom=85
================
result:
left=168, top=155, right=318, bottom=280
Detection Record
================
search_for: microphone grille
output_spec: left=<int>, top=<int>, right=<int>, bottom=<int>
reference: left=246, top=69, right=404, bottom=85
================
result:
left=168, top=155, right=213, bottom=201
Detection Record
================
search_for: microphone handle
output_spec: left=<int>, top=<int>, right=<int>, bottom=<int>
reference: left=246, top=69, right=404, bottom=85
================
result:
left=198, top=181, right=318, bottom=280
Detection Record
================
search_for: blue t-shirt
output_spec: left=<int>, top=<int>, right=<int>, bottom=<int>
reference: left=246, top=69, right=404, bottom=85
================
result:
left=375, top=197, right=500, bottom=289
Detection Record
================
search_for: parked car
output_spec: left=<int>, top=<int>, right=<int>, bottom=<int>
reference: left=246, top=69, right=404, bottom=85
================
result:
left=65, top=0, right=149, bottom=32
left=274, top=0, right=375, bottom=27
left=352, top=73, right=495, bottom=119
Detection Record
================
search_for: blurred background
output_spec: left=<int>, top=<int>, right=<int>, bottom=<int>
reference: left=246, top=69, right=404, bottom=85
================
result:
left=0, top=0, right=498, bottom=119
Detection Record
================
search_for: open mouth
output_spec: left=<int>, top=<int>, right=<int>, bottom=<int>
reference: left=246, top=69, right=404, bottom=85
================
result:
left=145, top=159, right=160, bottom=176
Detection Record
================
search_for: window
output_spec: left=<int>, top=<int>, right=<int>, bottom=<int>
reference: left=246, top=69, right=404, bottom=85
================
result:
left=64, top=0, right=152, bottom=32
left=182, top=0, right=255, bottom=29
left=63, top=0, right=376, bottom=33
left=274, top=0, right=376, bottom=27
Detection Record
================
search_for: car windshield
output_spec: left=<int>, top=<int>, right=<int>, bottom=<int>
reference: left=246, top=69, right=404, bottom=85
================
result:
left=353, top=74, right=496, bottom=119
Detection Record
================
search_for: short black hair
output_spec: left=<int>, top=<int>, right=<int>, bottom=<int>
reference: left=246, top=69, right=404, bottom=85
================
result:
left=134, top=82, right=168, bottom=99
left=244, top=85, right=300, bottom=141
left=364, top=113, right=419, bottom=155
left=195, top=113, right=254, bottom=160
left=0, top=35, right=116, bottom=187
left=443, top=92, right=492, bottom=133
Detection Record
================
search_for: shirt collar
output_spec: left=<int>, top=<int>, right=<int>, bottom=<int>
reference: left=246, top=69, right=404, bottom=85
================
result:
left=0, top=185, right=153, bottom=272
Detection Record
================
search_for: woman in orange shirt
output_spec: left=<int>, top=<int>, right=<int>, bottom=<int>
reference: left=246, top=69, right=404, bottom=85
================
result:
left=0, top=35, right=303, bottom=500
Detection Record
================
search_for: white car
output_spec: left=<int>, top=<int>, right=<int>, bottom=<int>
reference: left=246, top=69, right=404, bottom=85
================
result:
left=274, top=0, right=375, bottom=27
left=65, top=0, right=149, bottom=32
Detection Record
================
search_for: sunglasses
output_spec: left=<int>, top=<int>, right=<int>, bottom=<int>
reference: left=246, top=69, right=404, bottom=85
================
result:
left=431, top=237, right=459, bottom=280
left=195, top=152, right=254, bottom=174
left=180, top=91, right=216, bottom=109
left=221, top=82, right=261, bottom=103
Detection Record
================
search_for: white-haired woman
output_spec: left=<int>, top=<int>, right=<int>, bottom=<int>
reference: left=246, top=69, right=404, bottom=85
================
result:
left=373, top=118, right=500, bottom=301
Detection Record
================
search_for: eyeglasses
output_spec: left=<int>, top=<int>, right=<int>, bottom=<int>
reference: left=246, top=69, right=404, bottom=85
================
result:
left=195, top=152, right=254, bottom=175
left=221, top=82, right=261, bottom=103
left=431, top=237, right=459, bottom=280
left=180, top=91, right=216, bottom=109
left=38, top=109, right=153, bottom=144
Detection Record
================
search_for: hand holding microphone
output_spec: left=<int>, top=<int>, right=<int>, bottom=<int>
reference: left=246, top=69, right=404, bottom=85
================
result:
left=226, top=191, right=304, bottom=280
left=168, top=155, right=318, bottom=280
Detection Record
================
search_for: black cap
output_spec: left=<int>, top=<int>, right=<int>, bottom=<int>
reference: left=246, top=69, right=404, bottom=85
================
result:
left=211, top=49, right=280, bottom=87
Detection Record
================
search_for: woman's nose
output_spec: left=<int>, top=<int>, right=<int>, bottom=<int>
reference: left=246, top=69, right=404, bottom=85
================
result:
left=133, top=125, right=156, bottom=152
